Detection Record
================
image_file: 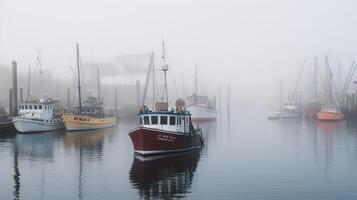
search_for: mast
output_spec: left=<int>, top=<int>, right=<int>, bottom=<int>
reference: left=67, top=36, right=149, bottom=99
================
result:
left=161, top=40, right=169, bottom=102
left=313, top=57, right=318, bottom=101
left=76, top=43, right=82, bottom=114
left=194, top=64, right=198, bottom=95
left=27, top=65, right=31, bottom=98
left=152, top=52, right=155, bottom=108
left=279, top=81, right=283, bottom=110
left=37, top=51, right=43, bottom=97
left=97, top=65, right=100, bottom=103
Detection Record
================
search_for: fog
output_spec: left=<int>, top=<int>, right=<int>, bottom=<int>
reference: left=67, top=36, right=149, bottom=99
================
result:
left=1, top=0, right=357, bottom=110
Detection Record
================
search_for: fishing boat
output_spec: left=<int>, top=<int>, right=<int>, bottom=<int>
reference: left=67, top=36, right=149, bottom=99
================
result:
left=0, top=104, right=15, bottom=132
left=317, top=104, right=344, bottom=121
left=186, top=68, right=217, bottom=121
left=267, top=111, right=280, bottom=120
left=280, top=101, right=303, bottom=118
left=129, top=41, right=204, bottom=156
left=13, top=97, right=64, bottom=133
left=186, top=95, right=217, bottom=122
left=62, top=44, right=116, bottom=131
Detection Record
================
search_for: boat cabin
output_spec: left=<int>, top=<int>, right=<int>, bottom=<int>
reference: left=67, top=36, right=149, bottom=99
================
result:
left=138, top=112, right=192, bottom=134
left=321, top=104, right=341, bottom=113
left=187, top=94, right=216, bottom=110
left=18, top=103, right=54, bottom=120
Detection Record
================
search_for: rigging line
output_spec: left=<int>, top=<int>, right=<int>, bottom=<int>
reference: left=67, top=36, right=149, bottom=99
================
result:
left=315, top=59, right=328, bottom=102
left=168, top=66, right=179, bottom=98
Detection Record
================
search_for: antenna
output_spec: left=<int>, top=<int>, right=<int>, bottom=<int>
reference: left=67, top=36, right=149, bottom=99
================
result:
left=76, top=43, right=82, bottom=114
left=194, top=63, right=198, bottom=95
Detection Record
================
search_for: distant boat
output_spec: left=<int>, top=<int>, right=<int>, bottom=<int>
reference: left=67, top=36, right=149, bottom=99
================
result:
left=280, top=101, right=303, bottom=118
left=63, top=44, right=116, bottom=132
left=186, top=94, right=217, bottom=122
left=0, top=105, right=15, bottom=132
left=13, top=97, right=65, bottom=133
left=185, top=67, right=217, bottom=122
left=267, top=111, right=280, bottom=120
left=317, top=104, right=344, bottom=121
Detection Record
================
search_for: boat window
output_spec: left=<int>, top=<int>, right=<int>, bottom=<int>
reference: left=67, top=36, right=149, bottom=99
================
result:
left=34, top=105, right=38, bottom=109
left=160, top=116, right=168, bottom=125
left=170, top=116, right=176, bottom=125
left=39, top=105, right=42, bottom=109
left=25, top=105, right=28, bottom=109
left=177, top=117, right=181, bottom=125
left=29, top=105, right=33, bottom=109
left=139, top=117, right=142, bottom=125
left=144, top=116, right=150, bottom=125
left=185, top=117, right=189, bottom=124
left=18, top=105, right=21, bottom=109
left=151, top=116, right=158, bottom=125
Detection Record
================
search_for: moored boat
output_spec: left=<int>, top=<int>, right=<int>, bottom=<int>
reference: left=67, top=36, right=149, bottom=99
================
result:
left=317, top=104, right=344, bottom=121
left=62, top=43, right=116, bottom=132
left=280, top=101, right=303, bottom=118
left=129, top=101, right=203, bottom=156
left=186, top=95, right=217, bottom=122
left=185, top=68, right=217, bottom=121
left=13, top=97, right=64, bottom=133
left=129, top=41, right=203, bottom=156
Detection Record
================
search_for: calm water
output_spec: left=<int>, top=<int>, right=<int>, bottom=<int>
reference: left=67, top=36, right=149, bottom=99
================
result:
left=2, top=109, right=357, bottom=199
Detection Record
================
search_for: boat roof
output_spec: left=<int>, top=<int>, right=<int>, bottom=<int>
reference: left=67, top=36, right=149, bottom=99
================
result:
left=138, top=111, right=191, bottom=116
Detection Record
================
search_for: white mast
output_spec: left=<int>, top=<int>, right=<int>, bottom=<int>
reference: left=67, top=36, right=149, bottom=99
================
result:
left=161, top=39, right=169, bottom=103
left=194, top=64, right=198, bottom=95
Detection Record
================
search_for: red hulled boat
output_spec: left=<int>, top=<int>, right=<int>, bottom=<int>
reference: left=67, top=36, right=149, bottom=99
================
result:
left=129, top=40, right=203, bottom=156
left=129, top=101, right=203, bottom=156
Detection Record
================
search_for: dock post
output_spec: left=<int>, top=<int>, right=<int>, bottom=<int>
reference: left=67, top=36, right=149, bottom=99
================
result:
left=9, top=89, right=13, bottom=115
left=12, top=61, right=18, bottom=116
left=66, top=88, right=70, bottom=106
left=19, top=88, right=23, bottom=103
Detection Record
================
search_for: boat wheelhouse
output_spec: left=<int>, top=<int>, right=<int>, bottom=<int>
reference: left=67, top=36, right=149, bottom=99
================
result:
left=13, top=97, right=64, bottom=133
left=137, top=110, right=192, bottom=134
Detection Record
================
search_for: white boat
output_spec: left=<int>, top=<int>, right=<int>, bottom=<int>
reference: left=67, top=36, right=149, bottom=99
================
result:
left=13, top=97, right=64, bottom=133
left=280, top=102, right=303, bottom=118
left=185, top=95, right=217, bottom=121
left=185, top=68, right=217, bottom=121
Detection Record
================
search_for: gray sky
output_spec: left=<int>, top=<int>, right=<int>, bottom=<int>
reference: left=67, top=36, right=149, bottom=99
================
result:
left=1, top=0, right=357, bottom=105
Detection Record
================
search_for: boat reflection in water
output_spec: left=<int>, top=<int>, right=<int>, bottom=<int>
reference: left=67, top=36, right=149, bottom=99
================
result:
left=129, top=150, right=200, bottom=199
left=63, top=127, right=115, bottom=159
left=63, top=127, right=115, bottom=199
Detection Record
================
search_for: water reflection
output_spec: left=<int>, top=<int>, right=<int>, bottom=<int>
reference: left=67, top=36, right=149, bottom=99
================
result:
left=130, top=150, right=201, bottom=199
left=63, top=127, right=115, bottom=200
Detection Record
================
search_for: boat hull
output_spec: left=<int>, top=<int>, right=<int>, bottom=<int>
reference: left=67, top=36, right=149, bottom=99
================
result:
left=63, top=113, right=116, bottom=131
left=129, top=127, right=202, bottom=156
left=13, top=117, right=64, bottom=133
left=280, top=110, right=303, bottom=118
left=186, top=105, right=217, bottom=122
left=317, top=112, right=344, bottom=121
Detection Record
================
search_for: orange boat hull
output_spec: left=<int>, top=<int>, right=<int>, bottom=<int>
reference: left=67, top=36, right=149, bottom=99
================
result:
left=317, top=112, right=344, bottom=121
